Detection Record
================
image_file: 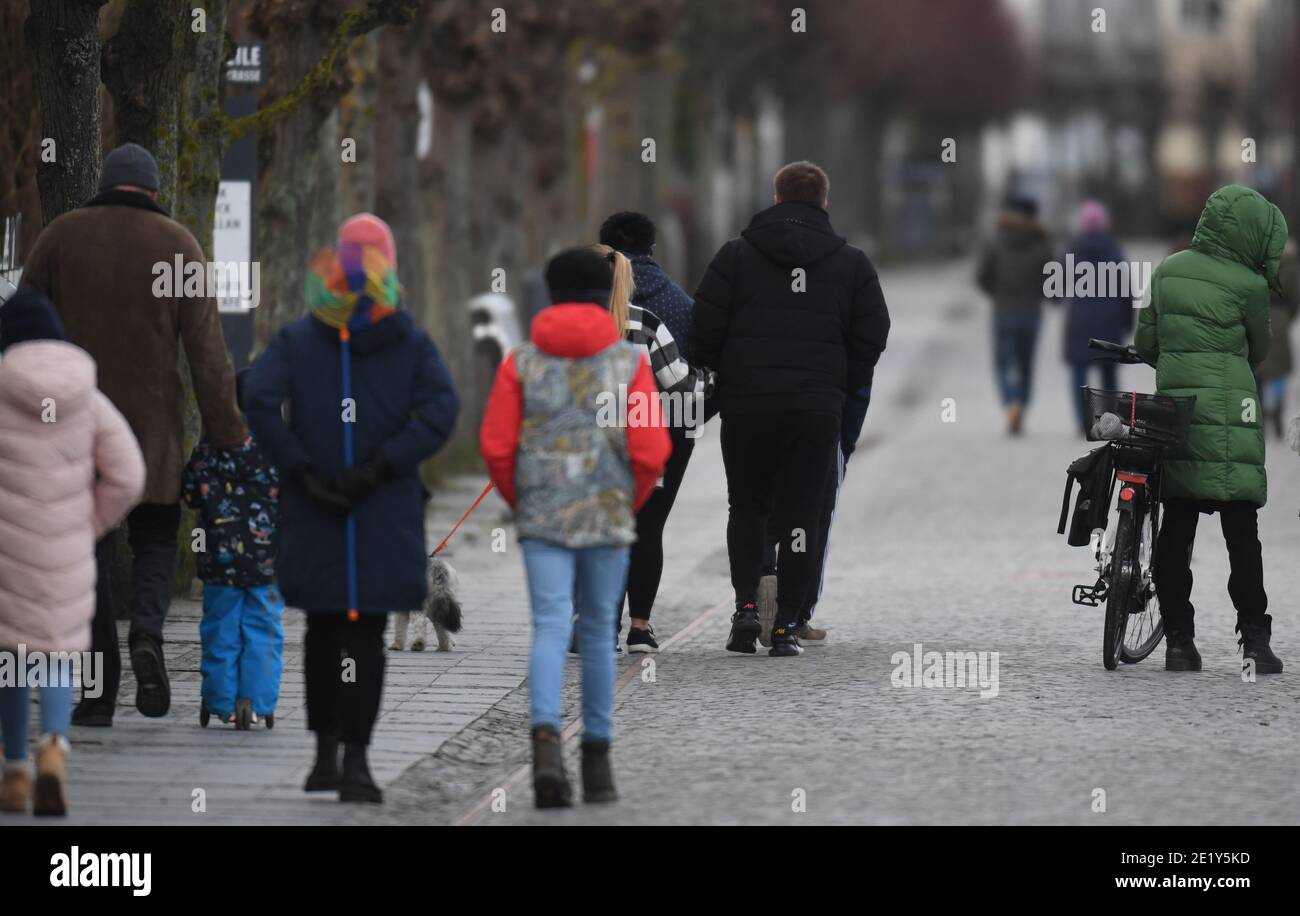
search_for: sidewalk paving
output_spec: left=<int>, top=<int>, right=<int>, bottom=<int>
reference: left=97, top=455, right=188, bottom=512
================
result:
left=7, top=477, right=532, bottom=826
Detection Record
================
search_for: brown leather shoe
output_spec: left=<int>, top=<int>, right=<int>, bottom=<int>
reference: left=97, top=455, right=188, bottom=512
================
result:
left=33, top=734, right=68, bottom=816
left=0, top=764, right=31, bottom=813
left=794, top=623, right=827, bottom=643
left=1007, top=402, right=1024, bottom=436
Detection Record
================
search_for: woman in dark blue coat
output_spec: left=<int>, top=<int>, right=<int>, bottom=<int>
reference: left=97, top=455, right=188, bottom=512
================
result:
left=244, top=214, right=458, bottom=803
left=1060, top=201, right=1133, bottom=436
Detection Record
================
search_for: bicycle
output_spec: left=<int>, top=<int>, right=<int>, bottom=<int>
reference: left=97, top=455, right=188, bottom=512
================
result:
left=1067, top=338, right=1196, bottom=670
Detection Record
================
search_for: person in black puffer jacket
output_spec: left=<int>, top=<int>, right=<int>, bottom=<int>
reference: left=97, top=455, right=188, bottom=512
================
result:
left=692, top=161, right=890, bottom=658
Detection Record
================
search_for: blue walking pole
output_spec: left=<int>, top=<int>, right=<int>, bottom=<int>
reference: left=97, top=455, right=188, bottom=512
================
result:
left=339, top=325, right=359, bottom=621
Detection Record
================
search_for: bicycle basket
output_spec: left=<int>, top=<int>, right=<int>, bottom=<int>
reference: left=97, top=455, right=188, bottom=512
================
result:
left=1083, top=388, right=1196, bottom=446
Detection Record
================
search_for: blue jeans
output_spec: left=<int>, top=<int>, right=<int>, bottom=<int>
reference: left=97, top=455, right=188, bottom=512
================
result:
left=1070, top=361, right=1118, bottom=434
left=0, top=654, right=74, bottom=761
left=201, top=584, right=285, bottom=716
left=1259, top=377, right=1285, bottom=410
left=521, top=539, right=629, bottom=743
left=993, top=315, right=1041, bottom=406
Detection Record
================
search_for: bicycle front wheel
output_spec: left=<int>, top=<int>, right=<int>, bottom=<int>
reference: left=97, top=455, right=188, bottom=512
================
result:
left=1102, top=513, right=1135, bottom=670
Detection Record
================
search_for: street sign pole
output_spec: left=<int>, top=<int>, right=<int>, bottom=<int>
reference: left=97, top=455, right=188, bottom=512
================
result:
left=217, top=41, right=264, bottom=369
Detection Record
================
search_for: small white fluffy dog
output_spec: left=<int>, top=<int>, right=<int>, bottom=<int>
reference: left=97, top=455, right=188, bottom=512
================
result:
left=390, top=555, right=463, bottom=652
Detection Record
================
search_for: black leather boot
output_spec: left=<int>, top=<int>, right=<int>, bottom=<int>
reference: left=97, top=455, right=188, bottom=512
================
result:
left=339, top=742, right=383, bottom=803
left=1165, top=631, right=1202, bottom=671
left=128, top=633, right=170, bottom=718
left=1238, top=620, right=1283, bottom=675
left=303, top=731, right=341, bottom=792
left=532, top=726, right=573, bottom=809
left=581, top=740, right=618, bottom=804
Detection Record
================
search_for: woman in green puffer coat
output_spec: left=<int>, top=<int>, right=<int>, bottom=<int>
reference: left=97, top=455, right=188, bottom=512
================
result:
left=1136, top=185, right=1288, bottom=674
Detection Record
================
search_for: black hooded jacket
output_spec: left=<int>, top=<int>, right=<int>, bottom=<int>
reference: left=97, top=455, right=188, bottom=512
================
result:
left=691, top=201, right=890, bottom=417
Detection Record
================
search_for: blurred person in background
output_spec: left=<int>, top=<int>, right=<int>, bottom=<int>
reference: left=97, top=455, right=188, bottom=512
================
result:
left=0, top=290, right=144, bottom=815
left=20, top=143, right=246, bottom=726
left=1057, top=200, right=1133, bottom=437
left=1255, top=238, right=1299, bottom=439
left=1137, top=186, right=1288, bottom=675
left=977, top=193, right=1054, bottom=436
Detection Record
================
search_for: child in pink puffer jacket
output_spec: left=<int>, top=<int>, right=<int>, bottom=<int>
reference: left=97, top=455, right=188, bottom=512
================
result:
left=0, top=289, right=144, bottom=816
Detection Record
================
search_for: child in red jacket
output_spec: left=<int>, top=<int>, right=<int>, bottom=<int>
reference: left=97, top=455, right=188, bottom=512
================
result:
left=480, top=248, right=669, bottom=809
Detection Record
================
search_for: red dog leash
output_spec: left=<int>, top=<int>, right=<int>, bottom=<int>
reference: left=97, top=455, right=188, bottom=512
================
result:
left=431, top=481, right=496, bottom=556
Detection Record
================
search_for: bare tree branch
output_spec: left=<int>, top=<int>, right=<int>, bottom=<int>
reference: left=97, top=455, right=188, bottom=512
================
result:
left=222, top=0, right=420, bottom=143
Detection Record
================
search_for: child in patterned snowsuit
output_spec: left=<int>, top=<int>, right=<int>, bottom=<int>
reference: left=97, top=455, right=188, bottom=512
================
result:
left=181, top=373, right=283, bottom=726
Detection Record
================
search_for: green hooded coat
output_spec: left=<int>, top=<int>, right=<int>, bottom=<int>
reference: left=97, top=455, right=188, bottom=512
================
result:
left=1135, top=185, right=1289, bottom=506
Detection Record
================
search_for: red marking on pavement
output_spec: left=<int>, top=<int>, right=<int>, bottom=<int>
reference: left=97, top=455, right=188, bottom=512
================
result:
left=449, top=598, right=732, bottom=826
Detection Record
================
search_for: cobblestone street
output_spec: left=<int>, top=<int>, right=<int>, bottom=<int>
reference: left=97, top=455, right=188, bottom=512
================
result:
left=12, top=257, right=1298, bottom=827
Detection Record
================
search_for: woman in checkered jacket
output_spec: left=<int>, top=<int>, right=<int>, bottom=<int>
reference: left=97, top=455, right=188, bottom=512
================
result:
left=592, top=244, right=714, bottom=653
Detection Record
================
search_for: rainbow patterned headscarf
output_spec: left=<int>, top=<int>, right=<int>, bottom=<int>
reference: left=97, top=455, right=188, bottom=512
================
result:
left=305, top=242, right=400, bottom=330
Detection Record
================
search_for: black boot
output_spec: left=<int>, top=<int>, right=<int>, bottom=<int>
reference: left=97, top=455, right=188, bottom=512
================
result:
left=532, top=726, right=573, bottom=809
left=71, top=698, right=114, bottom=728
left=1165, top=630, right=1202, bottom=671
left=303, top=731, right=341, bottom=792
left=128, top=633, right=170, bottom=718
left=581, top=740, right=617, bottom=804
left=339, top=742, right=383, bottom=803
left=1238, top=620, right=1283, bottom=675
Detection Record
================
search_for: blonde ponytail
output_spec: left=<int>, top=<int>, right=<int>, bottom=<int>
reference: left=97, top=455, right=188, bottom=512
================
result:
left=592, top=243, right=633, bottom=337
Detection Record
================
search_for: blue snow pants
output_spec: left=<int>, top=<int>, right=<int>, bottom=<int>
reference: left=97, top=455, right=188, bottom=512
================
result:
left=201, top=583, right=285, bottom=716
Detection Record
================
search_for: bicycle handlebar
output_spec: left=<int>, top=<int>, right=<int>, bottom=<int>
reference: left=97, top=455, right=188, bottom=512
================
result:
left=1088, top=338, right=1151, bottom=367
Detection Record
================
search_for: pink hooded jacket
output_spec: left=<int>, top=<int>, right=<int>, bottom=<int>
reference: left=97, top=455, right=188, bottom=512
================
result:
left=0, top=341, right=145, bottom=652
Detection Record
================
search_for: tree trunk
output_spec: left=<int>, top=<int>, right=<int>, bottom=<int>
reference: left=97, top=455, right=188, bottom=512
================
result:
left=26, top=0, right=108, bottom=222
left=373, top=24, right=424, bottom=322
left=175, top=0, right=230, bottom=254
left=102, top=0, right=194, bottom=204
left=424, top=101, right=477, bottom=466
left=339, top=32, right=378, bottom=217
left=250, top=3, right=343, bottom=348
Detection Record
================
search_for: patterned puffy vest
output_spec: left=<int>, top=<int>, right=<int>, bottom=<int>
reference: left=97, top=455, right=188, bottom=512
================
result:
left=514, top=340, right=639, bottom=548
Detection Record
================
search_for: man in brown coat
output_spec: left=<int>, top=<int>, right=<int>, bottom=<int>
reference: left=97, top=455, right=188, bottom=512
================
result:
left=21, top=143, right=246, bottom=723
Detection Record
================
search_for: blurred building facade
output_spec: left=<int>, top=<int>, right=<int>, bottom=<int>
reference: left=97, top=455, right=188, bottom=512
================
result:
left=987, top=0, right=1295, bottom=237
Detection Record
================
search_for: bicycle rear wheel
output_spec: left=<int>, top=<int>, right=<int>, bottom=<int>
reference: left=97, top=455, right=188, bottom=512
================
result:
left=1102, top=513, right=1135, bottom=670
left=1118, top=504, right=1165, bottom=663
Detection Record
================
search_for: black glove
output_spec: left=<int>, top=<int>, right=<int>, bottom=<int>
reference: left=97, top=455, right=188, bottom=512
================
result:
left=334, top=455, right=393, bottom=505
left=298, top=463, right=353, bottom=515
left=840, top=388, right=871, bottom=461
